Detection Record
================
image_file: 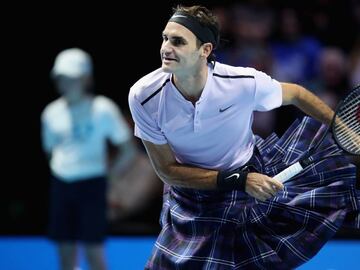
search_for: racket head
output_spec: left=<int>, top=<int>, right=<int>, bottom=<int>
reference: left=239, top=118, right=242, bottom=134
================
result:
left=332, top=85, right=360, bottom=155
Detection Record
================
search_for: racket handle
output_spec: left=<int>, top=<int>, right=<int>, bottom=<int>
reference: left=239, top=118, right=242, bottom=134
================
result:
left=273, top=162, right=304, bottom=183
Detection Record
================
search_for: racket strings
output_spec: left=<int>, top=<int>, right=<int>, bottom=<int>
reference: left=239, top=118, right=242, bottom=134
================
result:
left=337, top=92, right=359, bottom=118
left=334, top=88, right=360, bottom=154
left=336, top=116, right=359, bottom=136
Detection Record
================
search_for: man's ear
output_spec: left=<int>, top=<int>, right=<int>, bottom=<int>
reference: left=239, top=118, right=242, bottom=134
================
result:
left=201, top=43, right=213, bottom=58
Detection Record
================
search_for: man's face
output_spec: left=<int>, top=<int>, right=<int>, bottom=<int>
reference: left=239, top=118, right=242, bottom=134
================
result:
left=54, top=75, right=89, bottom=102
left=160, top=22, right=202, bottom=74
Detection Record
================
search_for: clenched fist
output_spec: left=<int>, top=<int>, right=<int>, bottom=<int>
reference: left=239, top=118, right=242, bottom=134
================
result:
left=245, top=173, right=284, bottom=201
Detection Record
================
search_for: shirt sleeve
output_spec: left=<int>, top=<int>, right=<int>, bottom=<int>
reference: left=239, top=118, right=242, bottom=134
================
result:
left=128, top=90, right=167, bottom=145
left=40, top=110, right=56, bottom=154
left=103, top=99, right=131, bottom=145
left=253, top=70, right=282, bottom=112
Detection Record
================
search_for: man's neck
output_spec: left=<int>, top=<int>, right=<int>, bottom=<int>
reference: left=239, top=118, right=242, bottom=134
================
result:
left=64, top=93, right=92, bottom=106
left=173, top=64, right=208, bottom=104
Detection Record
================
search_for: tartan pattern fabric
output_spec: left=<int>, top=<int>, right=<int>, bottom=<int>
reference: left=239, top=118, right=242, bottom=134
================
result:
left=145, top=117, right=359, bottom=269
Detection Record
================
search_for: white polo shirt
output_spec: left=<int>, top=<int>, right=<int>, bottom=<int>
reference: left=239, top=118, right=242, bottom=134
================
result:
left=41, top=95, right=131, bottom=182
left=129, top=62, right=282, bottom=171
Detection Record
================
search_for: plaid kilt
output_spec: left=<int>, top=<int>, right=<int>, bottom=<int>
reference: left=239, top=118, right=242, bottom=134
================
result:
left=146, top=117, right=360, bottom=270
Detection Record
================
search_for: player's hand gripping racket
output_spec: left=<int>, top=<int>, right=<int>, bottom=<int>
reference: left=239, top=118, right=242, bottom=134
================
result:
left=274, top=85, right=360, bottom=183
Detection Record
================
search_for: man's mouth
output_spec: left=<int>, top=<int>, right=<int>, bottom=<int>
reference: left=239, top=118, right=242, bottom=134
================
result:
left=162, top=57, right=178, bottom=62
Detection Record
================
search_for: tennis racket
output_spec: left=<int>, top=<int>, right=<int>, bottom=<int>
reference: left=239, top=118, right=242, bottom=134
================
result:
left=274, top=85, right=360, bottom=183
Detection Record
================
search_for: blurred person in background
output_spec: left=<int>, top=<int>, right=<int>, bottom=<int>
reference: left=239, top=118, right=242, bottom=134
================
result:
left=41, top=48, right=136, bottom=270
left=270, top=8, right=323, bottom=134
left=217, top=4, right=274, bottom=72
left=349, top=38, right=360, bottom=89
left=306, top=47, right=350, bottom=109
left=271, top=8, right=322, bottom=84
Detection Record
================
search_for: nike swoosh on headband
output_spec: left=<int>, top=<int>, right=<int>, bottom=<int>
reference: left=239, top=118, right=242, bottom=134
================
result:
left=172, top=15, right=187, bottom=18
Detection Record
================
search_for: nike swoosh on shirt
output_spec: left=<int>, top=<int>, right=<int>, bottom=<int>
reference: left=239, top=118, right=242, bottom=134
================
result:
left=219, top=104, right=234, bottom=112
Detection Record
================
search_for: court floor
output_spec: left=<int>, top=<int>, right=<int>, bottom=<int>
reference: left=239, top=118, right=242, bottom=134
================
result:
left=0, top=237, right=359, bottom=269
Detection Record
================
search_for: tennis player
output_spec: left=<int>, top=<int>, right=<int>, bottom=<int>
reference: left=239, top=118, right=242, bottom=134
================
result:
left=128, top=5, right=359, bottom=269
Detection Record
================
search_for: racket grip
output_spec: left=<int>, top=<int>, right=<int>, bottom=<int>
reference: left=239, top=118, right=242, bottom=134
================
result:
left=273, top=162, right=304, bottom=183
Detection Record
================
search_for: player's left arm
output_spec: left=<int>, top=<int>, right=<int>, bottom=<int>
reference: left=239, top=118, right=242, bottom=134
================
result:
left=281, top=82, right=334, bottom=125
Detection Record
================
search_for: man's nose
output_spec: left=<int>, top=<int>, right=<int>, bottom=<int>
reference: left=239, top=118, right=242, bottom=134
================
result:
left=162, top=50, right=172, bottom=56
left=161, top=40, right=173, bottom=52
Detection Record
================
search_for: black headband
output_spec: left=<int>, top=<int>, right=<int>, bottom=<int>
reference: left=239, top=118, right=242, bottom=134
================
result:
left=168, top=12, right=218, bottom=48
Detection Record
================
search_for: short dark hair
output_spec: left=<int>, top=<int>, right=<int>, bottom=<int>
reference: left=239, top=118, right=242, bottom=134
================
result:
left=172, top=5, right=220, bottom=63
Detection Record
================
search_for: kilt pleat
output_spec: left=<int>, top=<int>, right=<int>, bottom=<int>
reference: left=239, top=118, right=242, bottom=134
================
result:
left=146, top=117, right=359, bottom=269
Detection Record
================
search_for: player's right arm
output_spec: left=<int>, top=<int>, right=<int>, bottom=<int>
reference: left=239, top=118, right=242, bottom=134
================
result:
left=142, top=139, right=217, bottom=189
left=142, top=139, right=283, bottom=201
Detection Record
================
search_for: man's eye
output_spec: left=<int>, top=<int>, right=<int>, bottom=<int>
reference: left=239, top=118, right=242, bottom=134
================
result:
left=172, top=39, right=184, bottom=46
